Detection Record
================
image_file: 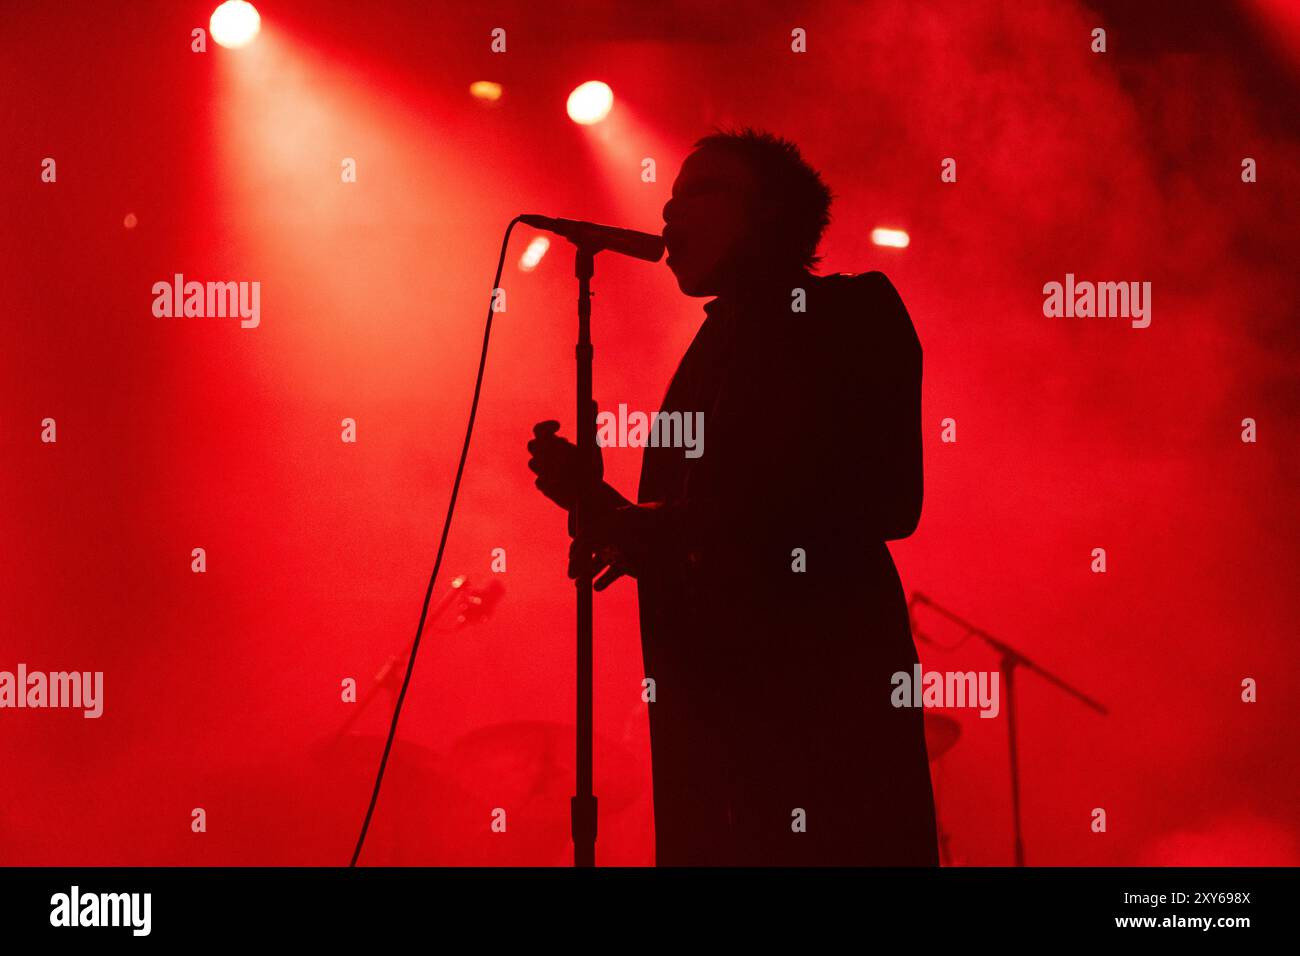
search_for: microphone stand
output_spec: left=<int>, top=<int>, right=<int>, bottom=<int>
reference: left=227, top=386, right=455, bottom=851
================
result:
left=910, top=593, right=1108, bottom=866
left=571, top=244, right=598, bottom=867
left=334, top=575, right=472, bottom=742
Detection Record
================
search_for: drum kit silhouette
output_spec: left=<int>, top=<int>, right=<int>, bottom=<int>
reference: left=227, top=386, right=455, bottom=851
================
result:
left=184, top=578, right=1099, bottom=866
left=320, top=576, right=980, bottom=866
left=323, top=576, right=976, bottom=865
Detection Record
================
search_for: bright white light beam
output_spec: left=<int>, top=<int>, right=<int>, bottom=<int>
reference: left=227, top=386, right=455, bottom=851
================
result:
left=871, top=227, right=910, bottom=248
left=211, top=1, right=261, bottom=50
left=567, top=81, right=614, bottom=125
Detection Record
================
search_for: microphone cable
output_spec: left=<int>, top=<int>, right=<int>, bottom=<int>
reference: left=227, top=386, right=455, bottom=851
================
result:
left=350, top=216, right=522, bottom=866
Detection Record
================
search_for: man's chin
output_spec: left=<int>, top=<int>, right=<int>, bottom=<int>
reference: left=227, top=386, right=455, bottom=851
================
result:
left=671, top=271, right=715, bottom=298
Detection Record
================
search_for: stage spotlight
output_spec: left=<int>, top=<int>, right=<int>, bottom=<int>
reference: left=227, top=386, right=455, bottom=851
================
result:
left=566, top=81, right=613, bottom=125
left=210, top=1, right=261, bottom=49
left=518, top=236, right=550, bottom=272
left=871, top=227, right=910, bottom=248
left=470, top=81, right=504, bottom=103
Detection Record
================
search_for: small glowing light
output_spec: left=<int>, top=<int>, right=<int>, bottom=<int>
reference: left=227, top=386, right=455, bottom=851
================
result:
left=123, top=213, right=138, bottom=230
left=210, top=1, right=261, bottom=49
left=470, top=81, right=504, bottom=103
left=566, top=81, right=613, bottom=125
left=871, top=227, right=910, bottom=248
left=519, top=236, right=551, bottom=272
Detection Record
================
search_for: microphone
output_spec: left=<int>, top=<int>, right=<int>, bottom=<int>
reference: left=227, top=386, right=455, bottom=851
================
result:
left=455, top=580, right=505, bottom=627
left=521, top=214, right=665, bottom=262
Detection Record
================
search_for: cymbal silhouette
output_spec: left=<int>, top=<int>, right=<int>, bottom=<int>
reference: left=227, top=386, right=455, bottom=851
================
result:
left=446, top=720, right=643, bottom=814
left=924, top=713, right=962, bottom=761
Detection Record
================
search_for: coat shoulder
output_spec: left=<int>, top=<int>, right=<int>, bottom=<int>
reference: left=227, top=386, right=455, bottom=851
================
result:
left=811, top=271, right=920, bottom=355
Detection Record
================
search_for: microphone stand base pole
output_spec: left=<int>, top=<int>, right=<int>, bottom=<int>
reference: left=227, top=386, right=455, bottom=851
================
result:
left=572, top=244, right=598, bottom=867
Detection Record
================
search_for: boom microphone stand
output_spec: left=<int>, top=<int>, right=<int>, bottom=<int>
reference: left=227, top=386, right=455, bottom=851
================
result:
left=909, top=592, right=1109, bottom=866
left=334, top=576, right=502, bottom=741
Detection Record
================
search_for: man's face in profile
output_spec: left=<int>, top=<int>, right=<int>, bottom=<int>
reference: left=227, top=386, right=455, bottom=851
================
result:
left=662, top=146, right=759, bottom=297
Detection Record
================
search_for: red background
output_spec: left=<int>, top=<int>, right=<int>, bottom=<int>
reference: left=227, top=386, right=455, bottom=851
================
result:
left=2, top=0, right=1297, bottom=865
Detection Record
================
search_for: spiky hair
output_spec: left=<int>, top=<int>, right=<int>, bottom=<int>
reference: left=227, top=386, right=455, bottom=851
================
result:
left=694, top=127, right=833, bottom=269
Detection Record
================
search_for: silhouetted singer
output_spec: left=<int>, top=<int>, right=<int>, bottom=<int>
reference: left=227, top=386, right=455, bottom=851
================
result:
left=527, top=129, right=939, bottom=866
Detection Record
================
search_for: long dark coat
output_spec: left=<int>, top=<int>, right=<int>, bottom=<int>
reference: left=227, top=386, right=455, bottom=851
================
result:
left=634, top=270, right=939, bottom=866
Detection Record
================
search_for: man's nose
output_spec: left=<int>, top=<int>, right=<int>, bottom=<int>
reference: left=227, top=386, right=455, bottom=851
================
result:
left=662, top=197, right=677, bottom=225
